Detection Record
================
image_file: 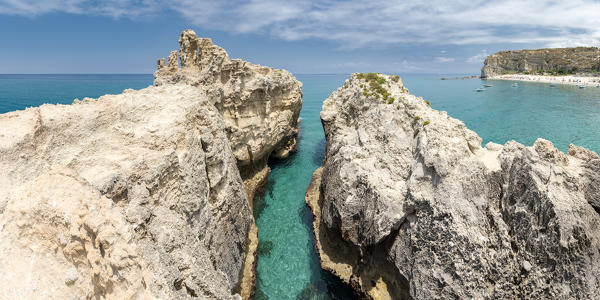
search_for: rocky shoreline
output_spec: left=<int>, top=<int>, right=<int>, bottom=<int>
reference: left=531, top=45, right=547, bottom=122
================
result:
left=3, top=29, right=600, bottom=300
left=0, top=30, right=301, bottom=299
left=153, top=30, right=303, bottom=299
left=306, top=167, right=410, bottom=299
left=309, top=73, right=600, bottom=299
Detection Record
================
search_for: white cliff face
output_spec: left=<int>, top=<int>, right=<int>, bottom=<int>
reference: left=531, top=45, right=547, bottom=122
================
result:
left=310, top=73, right=600, bottom=299
left=481, top=47, right=600, bottom=78
left=0, top=85, right=252, bottom=299
left=154, top=30, right=303, bottom=178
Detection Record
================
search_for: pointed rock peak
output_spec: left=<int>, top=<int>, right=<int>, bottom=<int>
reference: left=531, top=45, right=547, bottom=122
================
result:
left=179, top=29, right=200, bottom=68
left=154, top=30, right=233, bottom=85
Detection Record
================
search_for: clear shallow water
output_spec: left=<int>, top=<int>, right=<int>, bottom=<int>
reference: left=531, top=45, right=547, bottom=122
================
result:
left=1, top=74, right=599, bottom=299
left=402, top=75, right=600, bottom=153
left=253, top=75, right=353, bottom=300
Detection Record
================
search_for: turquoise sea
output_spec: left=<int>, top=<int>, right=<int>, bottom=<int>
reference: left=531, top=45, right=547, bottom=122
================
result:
left=0, top=74, right=153, bottom=114
left=1, top=74, right=600, bottom=299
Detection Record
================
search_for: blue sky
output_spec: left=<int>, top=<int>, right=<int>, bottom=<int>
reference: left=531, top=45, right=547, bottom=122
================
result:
left=1, top=0, right=599, bottom=74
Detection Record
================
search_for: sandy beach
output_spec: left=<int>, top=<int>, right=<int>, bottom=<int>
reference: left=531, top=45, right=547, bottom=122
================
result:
left=488, top=74, right=600, bottom=87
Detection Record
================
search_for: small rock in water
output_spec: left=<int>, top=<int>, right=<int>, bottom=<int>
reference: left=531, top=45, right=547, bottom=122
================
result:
left=296, top=282, right=329, bottom=300
left=257, top=240, right=274, bottom=256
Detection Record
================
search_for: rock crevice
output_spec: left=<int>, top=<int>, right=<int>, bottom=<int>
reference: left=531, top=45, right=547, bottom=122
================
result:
left=154, top=31, right=302, bottom=299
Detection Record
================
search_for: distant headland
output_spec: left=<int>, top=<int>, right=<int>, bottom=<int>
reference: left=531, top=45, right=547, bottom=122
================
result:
left=481, top=47, right=600, bottom=86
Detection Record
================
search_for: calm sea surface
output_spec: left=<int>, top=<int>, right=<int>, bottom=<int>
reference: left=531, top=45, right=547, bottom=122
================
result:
left=0, top=74, right=153, bottom=114
left=2, top=73, right=599, bottom=299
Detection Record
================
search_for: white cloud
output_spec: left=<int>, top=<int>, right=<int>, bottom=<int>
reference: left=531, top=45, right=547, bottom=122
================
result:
left=435, top=57, right=455, bottom=63
left=467, top=50, right=489, bottom=63
left=393, top=60, right=421, bottom=71
left=0, top=0, right=160, bottom=18
left=2, top=0, right=600, bottom=48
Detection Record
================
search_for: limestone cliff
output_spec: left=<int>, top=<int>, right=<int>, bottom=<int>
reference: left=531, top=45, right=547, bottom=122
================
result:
left=0, top=30, right=302, bottom=300
left=0, top=86, right=251, bottom=299
left=154, top=31, right=302, bottom=298
left=154, top=30, right=303, bottom=198
left=481, top=47, right=600, bottom=78
left=309, top=73, right=600, bottom=299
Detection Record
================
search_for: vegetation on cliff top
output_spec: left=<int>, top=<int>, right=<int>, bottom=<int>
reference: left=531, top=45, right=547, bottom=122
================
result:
left=357, top=72, right=391, bottom=101
left=356, top=72, right=409, bottom=104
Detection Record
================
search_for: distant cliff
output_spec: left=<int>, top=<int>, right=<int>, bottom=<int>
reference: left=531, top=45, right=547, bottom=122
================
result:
left=481, top=47, right=600, bottom=78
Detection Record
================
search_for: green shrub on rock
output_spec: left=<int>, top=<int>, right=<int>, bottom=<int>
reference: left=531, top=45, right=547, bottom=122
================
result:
left=356, top=72, right=392, bottom=102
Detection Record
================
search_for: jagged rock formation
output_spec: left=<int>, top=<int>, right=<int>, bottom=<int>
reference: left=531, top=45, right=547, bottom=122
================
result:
left=0, top=86, right=251, bottom=299
left=154, top=30, right=302, bottom=298
left=154, top=30, right=302, bottom=193
left=481, top=47, right=600, bottom=78
left=0, top=30, right=302, bottom=300
left=309, top=73, right=600, bottom=299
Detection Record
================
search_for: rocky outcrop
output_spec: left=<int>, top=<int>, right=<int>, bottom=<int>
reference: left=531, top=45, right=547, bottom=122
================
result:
left=0, top=30, right=302, bottom=300
left=310, top=73, right=600, bottom=299
left=154, top=30, right=302, bottom=194
left=153, top=30, right=302, bottom=298
left=481, top=47, right=600, bottom=78
left=0, top=86, right=251, bottom=299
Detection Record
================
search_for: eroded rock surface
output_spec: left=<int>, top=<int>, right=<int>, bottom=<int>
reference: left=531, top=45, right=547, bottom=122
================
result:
left=153, top=30, right=302, bottom=299
left=0, top=29, right=302, bottom=300
left=0, top=85, right=251, bottom=299
left=481, top=47, right=600, bottom=78
left=311, top=73, right=600, bottom=299
left=155, top=29, right=302, bottom=185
